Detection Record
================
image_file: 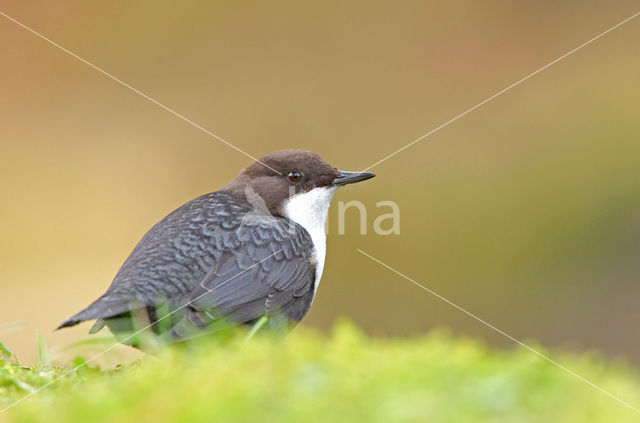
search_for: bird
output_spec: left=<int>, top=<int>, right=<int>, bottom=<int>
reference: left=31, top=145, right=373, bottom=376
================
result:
left=58, top=149, right=375, bottom=348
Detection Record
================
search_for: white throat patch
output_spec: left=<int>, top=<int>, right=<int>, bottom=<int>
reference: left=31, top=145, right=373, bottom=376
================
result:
left=283, top=186, right=336, bottom=296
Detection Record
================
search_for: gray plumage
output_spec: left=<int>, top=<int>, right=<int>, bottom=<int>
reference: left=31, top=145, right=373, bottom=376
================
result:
left=59, top=192, right=315, bottom=344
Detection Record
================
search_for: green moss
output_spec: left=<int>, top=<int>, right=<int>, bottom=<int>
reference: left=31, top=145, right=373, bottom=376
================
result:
left=2, top=323, right=640, bottom=422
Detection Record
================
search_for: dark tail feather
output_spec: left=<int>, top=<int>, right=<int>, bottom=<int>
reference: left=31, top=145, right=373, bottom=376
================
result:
left=56, top=294, right=132, bottom=330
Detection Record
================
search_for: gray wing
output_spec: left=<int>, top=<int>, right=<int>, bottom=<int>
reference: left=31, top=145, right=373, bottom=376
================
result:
left=166, top=233, right=316, bottom=341
left=58, top=193, right=316, bottom=340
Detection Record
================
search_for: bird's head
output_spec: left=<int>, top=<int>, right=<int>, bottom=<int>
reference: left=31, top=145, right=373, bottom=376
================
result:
left=222, top=149, right=375, bottom=218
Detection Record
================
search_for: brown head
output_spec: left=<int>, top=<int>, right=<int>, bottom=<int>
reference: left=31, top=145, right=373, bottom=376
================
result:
left=221, top=149, right=375, bottom=217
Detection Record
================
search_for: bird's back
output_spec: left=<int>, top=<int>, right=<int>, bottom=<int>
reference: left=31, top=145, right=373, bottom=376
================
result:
left=109, top=192, right=253, bottom=312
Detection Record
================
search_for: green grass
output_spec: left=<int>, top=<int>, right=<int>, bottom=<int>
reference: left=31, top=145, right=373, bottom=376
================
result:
left=2, top=322, right=640, bottom=423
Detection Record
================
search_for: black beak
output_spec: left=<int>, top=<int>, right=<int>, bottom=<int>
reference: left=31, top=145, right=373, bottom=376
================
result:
left=332, top=170, right=376, bottom=186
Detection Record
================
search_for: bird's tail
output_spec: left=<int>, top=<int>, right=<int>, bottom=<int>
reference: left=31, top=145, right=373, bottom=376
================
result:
left=56, top=294, right=132, bottom=330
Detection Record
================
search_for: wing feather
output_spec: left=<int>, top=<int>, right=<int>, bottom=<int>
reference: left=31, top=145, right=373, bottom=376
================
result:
left=58, top=193, right=317, bottom=345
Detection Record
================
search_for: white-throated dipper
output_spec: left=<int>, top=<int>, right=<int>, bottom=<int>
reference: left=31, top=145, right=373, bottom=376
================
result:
left=58, top=149, right=374, bottom=348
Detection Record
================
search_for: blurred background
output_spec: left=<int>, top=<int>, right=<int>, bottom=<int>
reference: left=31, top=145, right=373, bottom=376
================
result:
left=1, top=0, right=639, bottom=365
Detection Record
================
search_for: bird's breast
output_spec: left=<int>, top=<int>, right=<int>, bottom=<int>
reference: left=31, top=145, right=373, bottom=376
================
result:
left=282, top=187, right=336, bottom=296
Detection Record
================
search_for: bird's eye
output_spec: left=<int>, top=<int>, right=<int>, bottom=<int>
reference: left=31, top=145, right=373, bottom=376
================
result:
left=288, top=171, right=302, bottom=182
